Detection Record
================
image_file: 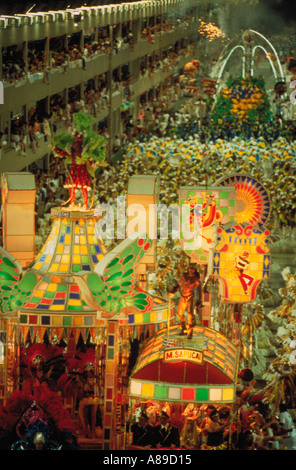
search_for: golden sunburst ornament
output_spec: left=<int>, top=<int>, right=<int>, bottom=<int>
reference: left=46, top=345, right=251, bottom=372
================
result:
left=215, top=174, right=270, bottom=226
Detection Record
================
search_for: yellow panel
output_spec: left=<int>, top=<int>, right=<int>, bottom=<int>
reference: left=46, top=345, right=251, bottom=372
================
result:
left=230, top=285, right=243, bottom=295
left=51, top=315, right=63, bottom=325
left=73, top=255, right=81, bottom=264
left=5, top=235, right=35, bottom=252
left=5, top=204, right=35, bottom=234
left=64, top=235, right=71, bottom=244
left=73, top=316, right=83, bottom=325
left=48, top=284, right=57, bottom=292
left=74, top=245, right=80, bottom=254
left=68, top=299, right=81, bottom=306
left=50, top=304, right=64, bottom=311
left=80, top=235, right=86, bottom=245
left=135, top=314, right=143, bottom=324
left=251, top=262, right=259, bottom=271
left=222, top=388, right=234, bottom=401
left=75, top=227, right=80, bottom=234
left=97, top=254, right=104, bottom=261
left=106, top=362, right=114, bottom=373
left=80, top=246, right=88, bottom=255
left=59, top=264, right=69, bottom=272
left=150, top=312, right=157, bottom=322
left=34, top=290, right=44, bottom=297
left=57, top=245, right=63, bottom=254
left=225, top=261, right=235, bottom=270
left=87, top=226, right=94, bottom=234
left=49, top=264, right=59, bottom=272
left=61, top=255, right=70, bottom=264
left=162, top=310, right=168, bottom=320
left=141, top=383, right=154, bottom=397
left=6, top=189, right=36, bottom=204
left=34, top=262, right=43, bottom=270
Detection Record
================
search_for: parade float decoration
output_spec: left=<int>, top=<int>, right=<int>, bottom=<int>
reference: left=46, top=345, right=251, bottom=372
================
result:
left=216, top=174, right=271, bottom=227
left=0, top=214, right=172, bottom=449
left=1, top=172, right=36, bottom=268
left=0, top=112, right=176, bottom=449
left=129, top=325, right=238, bottom=405
left=179, top=186, right=237, bottom=264
left=208, top=174, right=271, bottom=304
left=211, top=77, right=271, bottom=136
left=51, top=111, right=107, bottom=209
left=209, top=223, right=270, bottom=304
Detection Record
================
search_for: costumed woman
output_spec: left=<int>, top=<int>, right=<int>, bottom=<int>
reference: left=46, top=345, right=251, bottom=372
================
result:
left=201, top=408, right=229, bottom=450
left=180, top=417, right=201, bottom=449
left=58, top=347, right=102, bottom=439
left=0, top=342, right=77, bottom=450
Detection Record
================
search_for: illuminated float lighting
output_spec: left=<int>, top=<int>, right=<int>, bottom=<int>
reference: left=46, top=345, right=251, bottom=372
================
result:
left=129, top=379, right=235, bottom=404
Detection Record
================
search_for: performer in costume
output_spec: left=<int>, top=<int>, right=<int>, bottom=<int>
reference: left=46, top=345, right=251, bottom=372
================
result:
left=169, top=265, right=202, bottom=339
left=58, top=347, right=101, bottom=439
left=180, top=417, right=201, bottom=449
left=11, top=409, right=62, bottom=450
left=78, top=361, right=101, bottom=438
left=202, top=409, right=229, bottom=450
left=20, top=342, right=66, bottom=395
left=51, top=111, right=106, bottom=209
left=0, top=390, right=76, bottom=449
left=52, top=132, right=92, bottom=209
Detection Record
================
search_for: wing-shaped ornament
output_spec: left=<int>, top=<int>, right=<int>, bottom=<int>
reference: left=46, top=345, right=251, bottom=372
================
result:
left=0, top=247, right=38, bottom=316
left=73, top=234, right=154, bottom=318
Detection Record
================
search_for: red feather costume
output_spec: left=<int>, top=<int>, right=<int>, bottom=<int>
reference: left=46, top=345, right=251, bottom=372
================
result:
left=53, top=133, right=91, bottom=208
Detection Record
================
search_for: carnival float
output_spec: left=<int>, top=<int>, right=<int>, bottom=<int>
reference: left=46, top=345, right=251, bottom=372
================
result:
left=0, top=27, right=296, bottom=451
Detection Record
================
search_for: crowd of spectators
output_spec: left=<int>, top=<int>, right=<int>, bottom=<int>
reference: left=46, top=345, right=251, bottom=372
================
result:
left=2, top=32, right=194, bottom=162
left=2, top=14, right=192, bottom=85
left=2, top=45, right=26, bottom=84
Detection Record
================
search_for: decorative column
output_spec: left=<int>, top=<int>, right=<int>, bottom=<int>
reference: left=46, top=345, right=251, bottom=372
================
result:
left=102, top=320, right=118, bottom=450
left=1, top=172, right=36, bottom=268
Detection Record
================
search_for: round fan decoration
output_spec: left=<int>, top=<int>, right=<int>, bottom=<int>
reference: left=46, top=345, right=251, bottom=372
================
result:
left=216, top=174, right=270, bottom=226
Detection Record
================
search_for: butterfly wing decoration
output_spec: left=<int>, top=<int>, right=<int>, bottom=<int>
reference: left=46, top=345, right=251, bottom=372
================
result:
left=73, top=233, right=154, bottom=317
left=0, top=247, right=38, bottom=316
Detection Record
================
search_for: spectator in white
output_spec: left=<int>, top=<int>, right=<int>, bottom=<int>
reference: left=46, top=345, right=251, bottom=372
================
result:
left=113, top=135, right=121, bottom=153
left=279, top=403, right=296, bottom=450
